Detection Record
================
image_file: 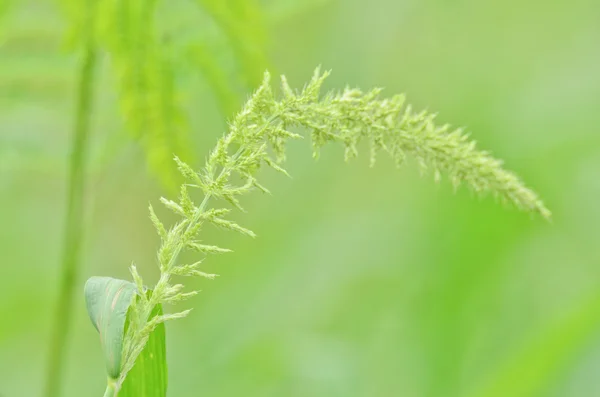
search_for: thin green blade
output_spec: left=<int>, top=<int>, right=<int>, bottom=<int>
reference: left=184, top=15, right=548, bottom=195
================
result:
left=119, top=302, right=167, bottom=397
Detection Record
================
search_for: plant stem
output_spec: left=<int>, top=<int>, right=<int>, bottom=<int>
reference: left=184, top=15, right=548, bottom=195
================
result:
left=103, top=381, right=117, bottom=397
left=44, top=12, right=97, bottom=397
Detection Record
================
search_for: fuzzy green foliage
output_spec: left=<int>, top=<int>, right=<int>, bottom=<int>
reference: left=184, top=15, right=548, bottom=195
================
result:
left=64, top=0, right=271, bottom=190
left=57, top=0, right=283, bottom=190
left=55, top=0, right=193, bottom=191
left=115, top=67, right=550, bottom=386
left=96, top=0, right=193, bottom=191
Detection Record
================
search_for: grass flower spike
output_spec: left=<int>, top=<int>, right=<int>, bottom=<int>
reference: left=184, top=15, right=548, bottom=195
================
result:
left=87, top=67, right=550, bottom=392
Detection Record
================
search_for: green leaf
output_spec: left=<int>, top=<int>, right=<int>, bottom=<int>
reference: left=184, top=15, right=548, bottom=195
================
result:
left=119, top=302, right=167, bottom=397
left=85, top=277, right=168, bottom=396
left=84, top=277, right=137, bottom=380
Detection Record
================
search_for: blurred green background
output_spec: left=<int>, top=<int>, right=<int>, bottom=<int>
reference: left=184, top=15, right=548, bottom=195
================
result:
left=1, top=0, right=600, bottom=396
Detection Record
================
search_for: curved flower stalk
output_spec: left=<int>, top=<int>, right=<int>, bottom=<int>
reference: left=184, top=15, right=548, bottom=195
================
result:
left=113, top=67, right=550, bottom=389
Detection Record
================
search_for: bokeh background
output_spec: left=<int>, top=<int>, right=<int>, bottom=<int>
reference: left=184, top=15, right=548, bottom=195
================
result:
left=1, top=0, right=600, bottom=396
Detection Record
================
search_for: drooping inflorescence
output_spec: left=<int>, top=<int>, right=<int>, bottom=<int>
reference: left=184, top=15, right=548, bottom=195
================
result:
left=117, top=67, right=550, bottom=387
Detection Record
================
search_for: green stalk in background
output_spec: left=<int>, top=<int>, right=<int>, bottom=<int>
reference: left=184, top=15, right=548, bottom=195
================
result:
left=44, top=3, right=98, bottom=396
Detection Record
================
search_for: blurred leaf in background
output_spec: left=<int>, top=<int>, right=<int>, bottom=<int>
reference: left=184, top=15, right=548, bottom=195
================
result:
left=1, top=0, right=599, bottom=396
